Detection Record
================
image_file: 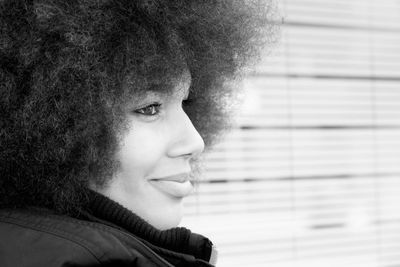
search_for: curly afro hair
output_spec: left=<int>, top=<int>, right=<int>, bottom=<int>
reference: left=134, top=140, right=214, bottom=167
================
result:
left=0, top=0, right=275, bottom=214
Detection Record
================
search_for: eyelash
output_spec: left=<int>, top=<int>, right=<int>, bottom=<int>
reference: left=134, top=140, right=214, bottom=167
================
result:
left=182, top=99, right=192, bottom=107
left=134, top=99, right=192, bottom=116
left=135, top=103, right=162, bottom=116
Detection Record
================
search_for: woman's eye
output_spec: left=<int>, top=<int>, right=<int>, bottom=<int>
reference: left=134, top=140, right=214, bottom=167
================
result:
left=182, top=99, right=192, bottom=107
left=135, top=103, right=162, bottom=116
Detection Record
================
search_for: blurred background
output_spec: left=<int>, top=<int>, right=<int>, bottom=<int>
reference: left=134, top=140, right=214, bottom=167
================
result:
left=181, top=0, right=400, bottom=266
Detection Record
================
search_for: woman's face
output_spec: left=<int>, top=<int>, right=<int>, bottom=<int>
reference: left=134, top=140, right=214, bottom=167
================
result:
left=97, top=72, right=205, bottom=230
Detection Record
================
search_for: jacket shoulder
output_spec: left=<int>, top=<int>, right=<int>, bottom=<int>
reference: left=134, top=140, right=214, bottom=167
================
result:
left=0, top=209, right=172, bottom=267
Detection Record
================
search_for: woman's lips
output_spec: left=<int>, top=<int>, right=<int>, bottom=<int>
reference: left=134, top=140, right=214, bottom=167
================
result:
left=149, top=174, right=194, bottom=198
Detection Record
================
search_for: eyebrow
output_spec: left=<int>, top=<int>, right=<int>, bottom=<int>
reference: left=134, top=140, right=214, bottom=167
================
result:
left=147, top=82, right=190, bottom=100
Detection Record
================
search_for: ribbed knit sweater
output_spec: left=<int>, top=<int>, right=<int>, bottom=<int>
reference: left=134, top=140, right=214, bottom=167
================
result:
left=79, top=190, right=218, bottom=266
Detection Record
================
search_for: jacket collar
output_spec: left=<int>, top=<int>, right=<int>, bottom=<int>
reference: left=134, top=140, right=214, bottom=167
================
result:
left=81, top=190, right=217, bottom=266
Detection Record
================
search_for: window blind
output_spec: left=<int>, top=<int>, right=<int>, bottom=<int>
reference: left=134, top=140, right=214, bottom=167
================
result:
left=181, top=0, right=400, bottom=266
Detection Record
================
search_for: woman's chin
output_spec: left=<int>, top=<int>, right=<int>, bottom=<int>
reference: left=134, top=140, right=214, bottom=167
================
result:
left=153, top=221, right=180, bottom=231
left=148, top=203, right=184, bottom=230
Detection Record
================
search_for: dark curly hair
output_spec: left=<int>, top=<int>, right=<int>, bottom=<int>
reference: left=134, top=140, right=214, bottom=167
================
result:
left=0, top=0, right=275, bottom=214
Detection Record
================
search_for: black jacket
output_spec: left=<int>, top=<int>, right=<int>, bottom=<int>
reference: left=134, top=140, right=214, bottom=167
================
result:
left=0, top=191, right=217, bottom=267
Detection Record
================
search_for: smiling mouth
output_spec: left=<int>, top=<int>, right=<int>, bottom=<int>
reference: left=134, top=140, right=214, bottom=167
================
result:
left=149, top=173, right=194, bottom=198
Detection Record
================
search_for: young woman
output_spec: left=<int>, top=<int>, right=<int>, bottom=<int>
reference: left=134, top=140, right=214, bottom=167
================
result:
left=0, top=0, right=273, bottom=266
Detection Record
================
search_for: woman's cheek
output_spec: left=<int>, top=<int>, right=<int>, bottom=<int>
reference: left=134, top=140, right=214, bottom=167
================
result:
left=119, top=123, right=166, bottom=176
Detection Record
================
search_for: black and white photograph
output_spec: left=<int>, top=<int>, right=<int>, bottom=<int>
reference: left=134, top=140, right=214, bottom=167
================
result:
left=1, top=0, right=399, bottom=266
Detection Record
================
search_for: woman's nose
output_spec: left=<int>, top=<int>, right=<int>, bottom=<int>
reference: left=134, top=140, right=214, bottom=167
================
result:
left=167, top=109, right=205, bottom=158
